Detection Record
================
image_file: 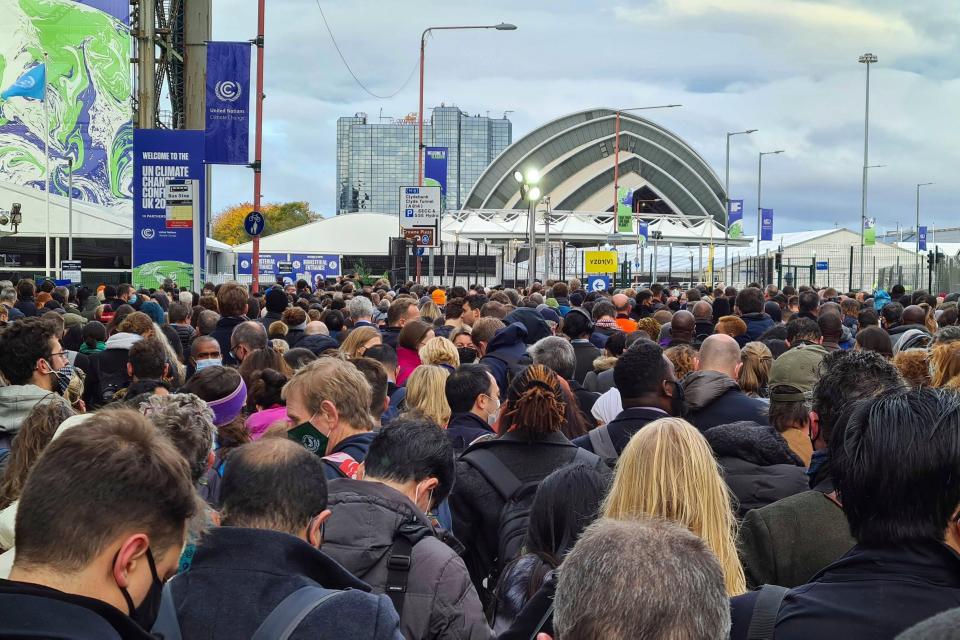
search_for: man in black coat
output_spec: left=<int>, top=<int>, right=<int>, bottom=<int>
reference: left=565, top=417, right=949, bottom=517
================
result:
left=444, top=364, right=498, bottom=454
left=209, top=283, right=250, bottom=365
left=561, top=308, right=600, bottom=384
left=730, top=388, right=960, bottom=640
left=259, top=286, right=288, bottom=332
left=529, top=336, right=599, bottom=427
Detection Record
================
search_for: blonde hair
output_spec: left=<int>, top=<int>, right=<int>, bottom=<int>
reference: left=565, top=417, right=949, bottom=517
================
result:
left=930, top=341, right=960, bottom=388
left=340, top=326, right=382, bottom=359
left=738, top=342, right=773, bottom=398
left=602, top=417, right=746, bottom=595
left=268, top=321, right=288, bottom=339
left=419, top=300, right=441, bottom=323
left=404, top=365, right=451, bottom=427
left=282, top=358, right=373, bottom=431
left=418, top=336, right=460, bottom=368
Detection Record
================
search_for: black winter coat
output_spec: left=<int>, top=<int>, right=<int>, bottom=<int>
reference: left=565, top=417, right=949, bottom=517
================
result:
left=447, top=412, right=495, bottom=454
left=209, top=316, right=246, bottom=365
left=682, top=370, right=769, bottom=432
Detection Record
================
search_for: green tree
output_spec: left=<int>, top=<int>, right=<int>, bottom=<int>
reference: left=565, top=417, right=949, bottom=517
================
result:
left=211, top=201, right=319, bottom=245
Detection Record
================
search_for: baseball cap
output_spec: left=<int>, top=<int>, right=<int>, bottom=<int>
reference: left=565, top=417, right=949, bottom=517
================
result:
left=768, top=344, right=827, bottom=402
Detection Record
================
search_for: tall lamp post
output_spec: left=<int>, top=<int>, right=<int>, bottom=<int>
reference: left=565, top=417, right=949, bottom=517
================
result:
left=858, top=52, right=878, bottom=291
left=916, top=182, right=934, bottom=290
left=515, top=169, right=541, bottom=288
left=724, top=129, right=757, bottom=285
left=611, top=105, right=681, bottom=226
left=861, top=163, right=886, bottom=289
left=417, top=23, right=516, bottom=186
left=757, top=150, right=784, bottom=279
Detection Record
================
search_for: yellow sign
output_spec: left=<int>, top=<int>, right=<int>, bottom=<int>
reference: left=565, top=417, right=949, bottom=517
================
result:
left=584, top=251, right=619, bottom=274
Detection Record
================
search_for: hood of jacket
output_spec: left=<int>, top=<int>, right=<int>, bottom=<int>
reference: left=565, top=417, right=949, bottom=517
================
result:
left=682, top=370, right=740, bottom=412
left=592, top=354, right=618, bottom=372
left=503, top=307, right=551, bottom=345
left=704, top=421, right=803, bottom=467
left=298, top=334, right=340, bottom=355
left=324, top=479, right=433, bottom=578
left=486, top=322, right=529, bottom=354
left=0, top=385, right=60, bottom=434
left=104, top=331, right=142, bottom=350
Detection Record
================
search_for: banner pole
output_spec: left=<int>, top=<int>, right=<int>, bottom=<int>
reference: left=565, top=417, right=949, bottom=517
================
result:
left=43, top=52, right=51, bottom=279
left=250, top=0, right=265, bottom=293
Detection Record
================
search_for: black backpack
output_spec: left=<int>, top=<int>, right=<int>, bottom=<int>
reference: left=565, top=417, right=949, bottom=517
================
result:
left=462, top=445, right=600, bottom=585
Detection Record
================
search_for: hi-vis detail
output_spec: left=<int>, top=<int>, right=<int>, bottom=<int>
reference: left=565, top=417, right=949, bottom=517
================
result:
left=584, top=251, right=619, bottom=274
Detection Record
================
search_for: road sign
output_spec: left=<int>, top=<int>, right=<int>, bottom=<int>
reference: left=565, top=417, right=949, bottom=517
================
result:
left=584, top=251, right=618, bottom=274
left=588, top=275, right=611, bottom=292
left=60, top=260, right=81, bottom=284
left=164, top=179, right=196, bottom=229
left=816, top=261, right=829, bottom=271
left=403, top=227, right=436, bottom=248
left=244, top=210, right=265, bottom=237
left=399, top=186, right=441, bottom=229
left=277, top=261, right=293, bottom=274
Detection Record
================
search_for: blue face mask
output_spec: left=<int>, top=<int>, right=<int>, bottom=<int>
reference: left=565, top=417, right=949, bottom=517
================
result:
left=129, top=294, right=138, bottom=305
left=195, top=358, right=222, bottom=371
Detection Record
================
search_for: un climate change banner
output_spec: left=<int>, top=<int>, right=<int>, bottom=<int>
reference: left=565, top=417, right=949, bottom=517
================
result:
left=424, top=147, right=448, bottom=210
left=133, top=129, right=206, bottom=288
left=205, top=42, right=251, bottom=164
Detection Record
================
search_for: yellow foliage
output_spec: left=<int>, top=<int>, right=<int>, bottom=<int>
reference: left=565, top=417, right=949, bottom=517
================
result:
left=211, top=201, right=319, bottom=245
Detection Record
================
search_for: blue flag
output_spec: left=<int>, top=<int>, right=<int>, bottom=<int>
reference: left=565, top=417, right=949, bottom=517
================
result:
left=1, top=64, right=45, bottom=101
left=727, top=199, right=744, bottom=238
left=919, top=226, right=928, bottom=251
left=761, top=208, right=774, bottom=241
left=638, top=221, right=648, bottom=246
left=205, top=43, right=250, bottom=164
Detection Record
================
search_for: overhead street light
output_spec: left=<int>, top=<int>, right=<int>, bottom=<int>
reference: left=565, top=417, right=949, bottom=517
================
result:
left=724, top=128, right=758, bottom=284
left=515, top=167, right=542, bottom=287
left=858, top=52, right=878, bottom=291
left=757, top=150, right=785, bottom=270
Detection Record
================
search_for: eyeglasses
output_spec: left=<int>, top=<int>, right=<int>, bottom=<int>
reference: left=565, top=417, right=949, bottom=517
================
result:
left=49, top=351, right=68, bottom=360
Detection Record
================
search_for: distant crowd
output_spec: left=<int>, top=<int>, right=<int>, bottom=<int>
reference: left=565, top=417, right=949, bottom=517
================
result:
left=0, top=274, right=959, bottom=639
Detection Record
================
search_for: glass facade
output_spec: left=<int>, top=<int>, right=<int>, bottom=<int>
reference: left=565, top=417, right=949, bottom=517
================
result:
left=336, top=106, right=512, bottom=214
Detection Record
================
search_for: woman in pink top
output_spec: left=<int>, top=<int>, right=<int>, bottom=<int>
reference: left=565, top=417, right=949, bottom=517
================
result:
left=395, top=320, right=435, bottom=386
left=244, top=368, right=290, bottom=439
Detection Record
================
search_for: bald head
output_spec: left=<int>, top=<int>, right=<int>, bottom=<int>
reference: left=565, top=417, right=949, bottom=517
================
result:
left=612, top=294, right=631, bottom=314
left=304, top=320, right=329, bottom=336
left=697, top=334, right=742, bottom=378
left=902, top=305, right=927, bottom=326
left=692, top=301, right=713, bottom=321
left=671, top=310, right=695, bottom=341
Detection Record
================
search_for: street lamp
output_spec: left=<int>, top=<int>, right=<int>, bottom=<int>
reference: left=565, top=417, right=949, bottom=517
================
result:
left=916, top=182, right=934, bottom=289
left=757, top=150, right=784, bottom=279
left=724, top=128, right=757, bottom=284
left=516, top=168, right=541, bottom=287
left=418, top=23, right=517, bottom=186
left=858, top=52, right=878, bottom=291
left=611, top=105, right=682, bottom=230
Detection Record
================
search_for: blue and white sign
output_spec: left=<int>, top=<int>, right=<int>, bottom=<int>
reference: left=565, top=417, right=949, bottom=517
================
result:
left=816, top=261, right=829, bottom=271
left=238, top=253, right=341, bottom=281
left=638, top=221, right=648, bottom=246
left=205, top=42, right=250, bottom=164
left=919, top=226, right=928, bottom=251
left=399, top=185, right=441, bottom=229
left=727, top=200, right=744, bottom=238
left=760, top=208, right=774, bottom=242
left=244, top=211, right=264, bottom=237
left=237, top=252, right=279, bottom=275
left=588, top=275, right=611, bottom=292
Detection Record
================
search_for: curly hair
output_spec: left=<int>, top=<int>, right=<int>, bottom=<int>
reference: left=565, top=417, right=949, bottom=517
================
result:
left=117, top=311, right=155, bottom=337
left=418, top=336, right=460, bottom=368
left=501, top=364, right=567, bottom=438
left=635, top=317, right=661, bottom=342
left=893, top=349, right=932, bottom=389
left=664, top=344, right=698, bottom=380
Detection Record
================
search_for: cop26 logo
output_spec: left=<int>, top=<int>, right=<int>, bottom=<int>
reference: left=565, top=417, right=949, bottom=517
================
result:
left=215, top=80, right=242, bottom=102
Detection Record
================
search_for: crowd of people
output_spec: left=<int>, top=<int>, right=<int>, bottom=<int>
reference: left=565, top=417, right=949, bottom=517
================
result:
left=1, top=274, right=960, bottom=638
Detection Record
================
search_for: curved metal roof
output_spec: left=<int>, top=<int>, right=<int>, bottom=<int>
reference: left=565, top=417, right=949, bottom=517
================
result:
left=464, top=108, right=726, bottom=224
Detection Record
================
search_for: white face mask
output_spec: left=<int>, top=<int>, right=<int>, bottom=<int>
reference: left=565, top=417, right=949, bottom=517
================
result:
left=486, top=395, right=501, bottom=427
left=414, top=480, right=435, bottom=514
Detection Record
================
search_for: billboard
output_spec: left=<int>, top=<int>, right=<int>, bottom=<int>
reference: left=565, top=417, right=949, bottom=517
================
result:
left=0, top=0, right=132, bottom=209
left=237, top=252, right=341, bottom=283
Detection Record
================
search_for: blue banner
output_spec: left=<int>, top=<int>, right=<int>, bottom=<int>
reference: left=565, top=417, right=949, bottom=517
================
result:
left=424, top=147, right=448, bottom=209
left=760, top=208, right=774, bottom=241
left=919, top=226, right=928, bottom=251
left=727, top=200, right=744, bottom=239
left=638, top=221, right=648, bottom=246
left=237, top=253, right=280, bottom=276
left=132, top=129, right=205, bottom=288
left=237, top=253, right=341, bottom=283
left=205, top=42, right=250, bottom=165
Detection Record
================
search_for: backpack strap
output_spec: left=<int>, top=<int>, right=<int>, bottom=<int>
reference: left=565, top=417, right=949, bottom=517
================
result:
left=571, top=445, right=603, bottom=468
left=746, top=584, right=789, bottom=640
left=587, top=427, right=618, bottom=463
left=250, top=586, right=345, bottom=640
left=462, top=447, right=523, bottom=500
left=384, top=522, right=422, bottom=619
left=150, top=579, right=182, bottom=640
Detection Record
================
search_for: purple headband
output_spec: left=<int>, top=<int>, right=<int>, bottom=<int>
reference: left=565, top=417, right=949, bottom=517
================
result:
left=208, top=377, right=247, bottom=426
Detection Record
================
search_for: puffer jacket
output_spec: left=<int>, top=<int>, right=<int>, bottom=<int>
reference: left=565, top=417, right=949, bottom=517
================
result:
left=704, top=421, right=808, bottom=516
left=324, top=479, right=492, bottom=640
left=0, top=385, right=60, bottom=441
left=682, top=370, right=770, bottom=432
left=742, top=312, right=775, bottom=341
left=582, top=355, right=617, bottom=394
left=479, top=323, right=530, bottom=399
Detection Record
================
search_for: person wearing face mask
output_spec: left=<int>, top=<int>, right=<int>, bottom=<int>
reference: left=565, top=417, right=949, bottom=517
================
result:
left=0, top=317, right=73, bottom=452
left=188, top=335, right=222, bottom=378
left=572, top=339, right=685, bottom=468
left=445, top=365, right=501, bottom=454
left=157, top=437, right=403, bottom=640
left=0, top=410, right=196, bottom=639
left=324, top=418, right=492, bottom=640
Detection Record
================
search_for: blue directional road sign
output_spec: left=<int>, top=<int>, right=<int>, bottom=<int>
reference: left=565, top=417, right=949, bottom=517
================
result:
left=816, top=261, right=829, bottom=271
left=588, top=275, right=611, bottom=292
left=244, top=211, right=265, bottom=237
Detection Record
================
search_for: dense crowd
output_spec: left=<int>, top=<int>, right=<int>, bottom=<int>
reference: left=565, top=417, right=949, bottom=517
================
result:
left=0, top=275, right=960, bottom=639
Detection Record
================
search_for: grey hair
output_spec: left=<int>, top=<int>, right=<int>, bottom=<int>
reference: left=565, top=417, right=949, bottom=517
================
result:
left=0, top=288, right=16, bottom=304
left=0, top=280, right=12, bottom=290
left=933, top=325, right=960, bottom=345
left=231, top=320, right=268, bottom=351
left=197, top=310, right=220, bottom=335
left=554, top=517, right=730, bottom=640
left=347, top=295, right=374, bottom=321
left=178, top=291, right=193, bottom=305
left=529, top=336, right=576, bottom=380
left=139, top=393, right=215, bottom=483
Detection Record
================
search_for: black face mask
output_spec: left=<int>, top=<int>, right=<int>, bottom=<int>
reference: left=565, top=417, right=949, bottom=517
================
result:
left=669, top=380, right=688, bottom=417
left=118, top=547, right=164, bottom=630
left=457, top=346, right=478, bottom=364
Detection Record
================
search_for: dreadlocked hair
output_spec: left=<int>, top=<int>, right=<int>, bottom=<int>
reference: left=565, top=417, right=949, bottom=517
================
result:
left=501, top=364, right=567, bottom=439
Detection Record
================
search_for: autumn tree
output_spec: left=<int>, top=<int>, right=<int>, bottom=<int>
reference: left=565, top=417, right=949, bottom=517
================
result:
left=211, top=201, right=320, bottom=245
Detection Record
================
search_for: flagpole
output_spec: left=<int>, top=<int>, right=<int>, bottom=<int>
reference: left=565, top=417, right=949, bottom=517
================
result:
left=43, top=52, right=51, bottom=279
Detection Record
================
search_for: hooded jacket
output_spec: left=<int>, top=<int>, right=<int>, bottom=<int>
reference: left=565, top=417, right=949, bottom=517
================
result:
left=298, top=334, right=340, bottom=356
left=582, top=355, right=617, bottom=394
left=324, top=479, right=492, bottom=640
left=0, top=385, right=59, bottom=438
left=503, top=308, right=551, bottom=345
left=682, top=370, right=770, bottom=432
left=742, top=312, right=775, bottom=341
left=84, top=332, right=141, bottom=408
left=479, top=323, right=530, bottom=399
left=704, top=421, right=807, bottom=516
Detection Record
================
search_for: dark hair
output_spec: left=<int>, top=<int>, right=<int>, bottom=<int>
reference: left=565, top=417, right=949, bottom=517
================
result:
left=248, top=368, right=288, bottom=410
left=322, top=309, right=345, bottom=333
left=858, top=308, right=879, bottom=327
left=445, top=363, right=492, bottom=414
left=221, top=438, right=328, bottom=535
left=283, top=347, right=318, bottom=370
left=168, top=301, right=191, bottom=324
left=833, top=389, right=960, bottom=545
left=881, top=302, right=903, bottom=326
left=217, top=282, right=248, bottom=317
left=939, top=307, right=959, bottom=328
left=363, top=343, right=398, bottom=371
left=614, top=340, right=666, bottom=402
left=817, top=313, right=842, bottom=340
left=0, top=400, right=74, bottom=510
left=603, top=330, right=628, bottom=357
left=591, top=301, right=616, bottom=320
left=16, top=279, right=36, bottom=299
left=501, top=364, right=567, bottom=438
left=735, top=287, right=764, bottom=315
left=562, top=309, right=592, bottom=339
left=445, top=298, right=465, bottom=320
left=855, top=325, right=893, bottom=358
left=398, top=319, right=434, bottom=351
left=364, top=416, right=455, bottom=510
left=759, top=324, right=788, bottom=341
left=464, top=294, right=488, bottom=313
left=14, top=409, right=196, bottom=571
left=786, top=317, right=821, bottom=344
left=238, top=347, right=291, bottom=390
left=812, top=350, right=904, bottom=444
left=82, top=321, right=107, bottom=350
left=0, top=317, right=57, bottom=385
left=128, top=337, right=167, bottom=380
left=181, top=365, right=243, bottom=404
left=798, top=291, right=820, bottom=314
left=351, top=357, right=388, bottom=418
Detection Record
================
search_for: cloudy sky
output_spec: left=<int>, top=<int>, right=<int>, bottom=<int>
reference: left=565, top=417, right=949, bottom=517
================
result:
left=211, top=0, right=959, bottom=236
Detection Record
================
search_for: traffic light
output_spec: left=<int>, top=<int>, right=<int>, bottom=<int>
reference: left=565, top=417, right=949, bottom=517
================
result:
left=927, top=251, right=935, bottom=270
left=775, top=252, right=783, bottom=269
